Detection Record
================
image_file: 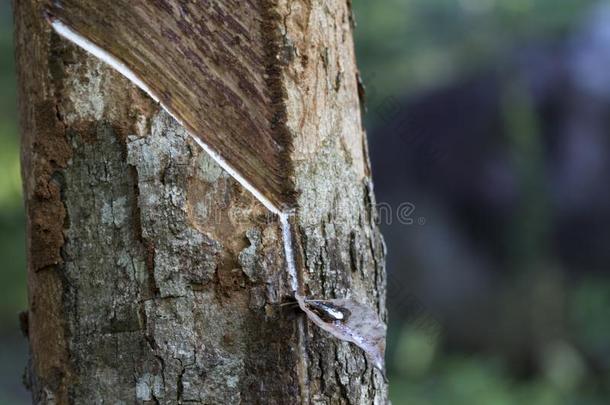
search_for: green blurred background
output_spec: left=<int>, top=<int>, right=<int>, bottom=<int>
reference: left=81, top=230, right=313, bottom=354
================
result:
left=1, top=0, right=28, bottom=403
left=2, top=1, right=610, bottom=403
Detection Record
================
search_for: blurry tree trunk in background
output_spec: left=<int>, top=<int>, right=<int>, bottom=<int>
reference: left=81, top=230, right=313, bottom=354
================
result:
left=14, top=0, right=386, bottom=403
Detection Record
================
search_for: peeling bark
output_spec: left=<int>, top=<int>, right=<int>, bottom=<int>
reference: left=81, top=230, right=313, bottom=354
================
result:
left=15, top=0, right=387, bottom=403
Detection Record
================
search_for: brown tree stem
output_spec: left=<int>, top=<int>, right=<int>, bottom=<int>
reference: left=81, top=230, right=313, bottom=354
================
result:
left=15, top=0, right=387, bottom=403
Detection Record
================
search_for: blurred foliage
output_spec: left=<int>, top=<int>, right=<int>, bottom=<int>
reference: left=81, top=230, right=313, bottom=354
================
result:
left=0, top=2, right=26, bottom=322
left=501, top=76, right=550, bottom=269
left=352, top=0, right=599, bottom=125
left=0, top=1, right=28, bottom=402
left=351, top=0, right=610, bottom=404
left=391, top=302, right=609, bottom=405
left=569, top=277, right=610, bottom=367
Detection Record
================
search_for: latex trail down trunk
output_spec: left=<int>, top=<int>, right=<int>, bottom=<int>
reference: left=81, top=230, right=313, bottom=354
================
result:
left=49, top=18, right=301, bottom=294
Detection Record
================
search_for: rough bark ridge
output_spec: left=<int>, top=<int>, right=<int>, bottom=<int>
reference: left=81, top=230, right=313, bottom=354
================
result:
left=15, top=0, right=387, bottom=403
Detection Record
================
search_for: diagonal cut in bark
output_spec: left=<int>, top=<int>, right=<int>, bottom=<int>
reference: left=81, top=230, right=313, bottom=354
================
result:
left=46, top=0, right=297, bottom=211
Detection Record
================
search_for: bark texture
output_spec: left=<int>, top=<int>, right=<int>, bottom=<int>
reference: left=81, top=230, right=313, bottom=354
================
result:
left=15, top=0, right=387, bottom=403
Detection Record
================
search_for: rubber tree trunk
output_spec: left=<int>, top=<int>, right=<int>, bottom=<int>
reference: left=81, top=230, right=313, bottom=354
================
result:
left=15, top=0, right=387, bottom=403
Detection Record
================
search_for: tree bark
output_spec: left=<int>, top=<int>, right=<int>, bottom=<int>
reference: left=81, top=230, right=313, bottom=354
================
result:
left=15, top=0, right=387, bottom=403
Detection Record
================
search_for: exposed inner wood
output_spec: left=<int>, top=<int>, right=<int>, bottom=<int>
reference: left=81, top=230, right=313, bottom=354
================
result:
left=47, top=0, right=297, bottom=211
